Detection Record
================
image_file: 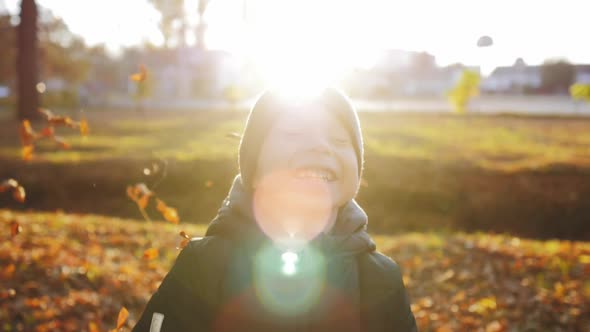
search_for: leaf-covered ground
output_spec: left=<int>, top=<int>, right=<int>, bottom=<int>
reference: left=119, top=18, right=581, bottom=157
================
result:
left=2, top=210, right=589, bottom=331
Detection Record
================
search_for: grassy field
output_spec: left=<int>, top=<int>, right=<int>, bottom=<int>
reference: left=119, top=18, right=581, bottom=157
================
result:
left=2, top=110, right=590, bottom=169
left=2, top=110, right=590, bottom=239
left=1, top=209, right=589, bottom=331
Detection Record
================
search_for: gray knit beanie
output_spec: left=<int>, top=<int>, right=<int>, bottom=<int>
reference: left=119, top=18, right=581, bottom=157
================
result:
left=238, top=88, right=364, bottom=190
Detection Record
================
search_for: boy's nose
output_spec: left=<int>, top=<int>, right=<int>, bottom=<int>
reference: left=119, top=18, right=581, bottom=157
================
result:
left=304, top=131, right=333, bottom=155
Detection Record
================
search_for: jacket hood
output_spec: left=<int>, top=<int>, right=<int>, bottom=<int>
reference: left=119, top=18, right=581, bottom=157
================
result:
left=206, top=175, right=376, bottom=257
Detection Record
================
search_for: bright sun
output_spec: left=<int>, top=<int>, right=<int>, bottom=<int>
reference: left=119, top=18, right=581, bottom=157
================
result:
left=204, top=0, right=380, bottom=94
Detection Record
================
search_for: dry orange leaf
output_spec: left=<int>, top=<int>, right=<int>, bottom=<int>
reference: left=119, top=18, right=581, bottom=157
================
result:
left=19, top=119, right=36, bottom=146
left=1, top=180, right=25, bottom=203
left=178, top=230, right=191, bottom=249
left=53, top=136, right=71, bottom=149
left=137, top=194, right=151, bottom=210
left=22, top=145, right=34, bottom=161
left=38, top=126, right=54, bottom=138
left=49, top=116, right=76, bottom=128
left=126, top=186, right=137, bottom=201
left=127, top=183, right=153, bottom=209
left=80, top=119, right=90, bottom=136
left=179, top=238, right=190, bottom=250
left=38, top=108, right=55, bottom=120
left=130, top=64, right=147, bottom=82
left=162, top=207, right=179, bottom=224
left=143, top=248, right=159, bottom=260
left=10, top=221, right=21, bottom=237
left=205, top=180, right=214, bottom=188
left=116, top=307, right=129, bottom=329
left=130, top=183, right=152, bottom=197
left=0, top=179, right=18, bottom=192
left=156, top=198, right=179, bottom=224
left=13, top=186, right=26, bottom=203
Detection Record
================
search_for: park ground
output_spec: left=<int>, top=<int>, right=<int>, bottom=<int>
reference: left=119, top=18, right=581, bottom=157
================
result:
left=1, top=109, right=590, bottom=331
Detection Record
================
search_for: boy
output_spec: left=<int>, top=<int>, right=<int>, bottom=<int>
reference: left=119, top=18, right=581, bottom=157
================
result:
left=132, top=88, right=417, bottom=331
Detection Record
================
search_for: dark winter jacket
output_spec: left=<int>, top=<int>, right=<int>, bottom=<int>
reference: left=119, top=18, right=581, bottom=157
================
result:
left=132, top=176, right=417, bottom=332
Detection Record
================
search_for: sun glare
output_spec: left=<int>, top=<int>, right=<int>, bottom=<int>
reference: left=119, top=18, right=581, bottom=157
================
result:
left=235, top=0, right=381, bottom=95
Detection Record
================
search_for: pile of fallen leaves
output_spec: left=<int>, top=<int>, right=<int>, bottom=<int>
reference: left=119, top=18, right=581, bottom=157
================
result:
left=0, top=210, right=202, bottom=332
left=1, top=210, right=589, bottom=331
left=380, top=233, right=590, bottom=331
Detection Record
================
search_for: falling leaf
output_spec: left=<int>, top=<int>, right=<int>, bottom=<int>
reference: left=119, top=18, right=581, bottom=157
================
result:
left=127, top=183, right=153, bottom=210
left=19, top=119, right=36, bottom=146
left=116, top=307, right=129, bottom=329
left=205, top=180, right=214, bottom=188
left=177, top=230, right=191, bottom=249
left=156, top=198, right=179, bottom=224
left=1, top=180, right=26, bottom=203
left=38, top=126, right=55, bottom=139
left=0, top=179, right=18, bottom=192
left=143, top=248, right=159, bottom=260
left=134, top=183, right=152, bottom=196
left=37, top=108, right=55, bottom=120
left=49, top=116, right=76, bottom=128
left=137, top=194, right=150, bottom=210
left=178, top=239, right=190, bottom=249
left=13, top=186, right=26, bottom=203
left=79, top=119, right=90, bottom=136
left=9, top=221, right=21, bottom=237
left=22, top=145, right=34, bottom=161
left=130, top=64, right=147, bottom=82
left=53, top=136, right=71, bottom=149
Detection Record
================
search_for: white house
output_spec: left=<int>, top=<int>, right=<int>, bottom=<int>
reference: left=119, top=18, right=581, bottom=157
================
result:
left=482, top=62, right=590, bottom=93
left=481, top=62, right=542, bottom=93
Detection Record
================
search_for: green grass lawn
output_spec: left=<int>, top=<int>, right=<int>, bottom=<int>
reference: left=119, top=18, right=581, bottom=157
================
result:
left=2, top=110, right=590, bottom=171
left=1, top=209, right=588, bottom=331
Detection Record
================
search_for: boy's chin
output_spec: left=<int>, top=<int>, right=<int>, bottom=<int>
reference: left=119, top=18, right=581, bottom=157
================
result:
left=253, top=170, right=336, bottom=243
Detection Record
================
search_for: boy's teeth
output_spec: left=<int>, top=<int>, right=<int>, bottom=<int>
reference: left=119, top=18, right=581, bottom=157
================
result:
left=295, top=169, right=333, bottom=181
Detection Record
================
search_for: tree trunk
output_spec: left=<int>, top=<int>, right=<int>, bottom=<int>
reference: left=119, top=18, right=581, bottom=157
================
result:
left=196, top=0, right=208, bottom=50
left=17, top=0, right=40, bottom=120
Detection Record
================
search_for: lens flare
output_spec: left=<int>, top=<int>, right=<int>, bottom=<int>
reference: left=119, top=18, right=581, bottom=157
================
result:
left=253, top=170, right=333, bottom=250
left=253, top=243, right=325, bottom=316
left=281, top=251, right=299, bottom=276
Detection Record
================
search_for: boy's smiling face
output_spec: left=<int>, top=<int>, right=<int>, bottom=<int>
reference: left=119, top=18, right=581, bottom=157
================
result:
left=253, top=104, right=360, bottom=210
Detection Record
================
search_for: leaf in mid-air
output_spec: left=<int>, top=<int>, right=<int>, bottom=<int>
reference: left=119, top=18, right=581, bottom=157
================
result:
left=116, top=306, right=129, bottom=329
left=156, top=198, right=179, bottom=224
left=80, top=118, right=90, bottom=136
left=9, top=221, right=21, bottom=237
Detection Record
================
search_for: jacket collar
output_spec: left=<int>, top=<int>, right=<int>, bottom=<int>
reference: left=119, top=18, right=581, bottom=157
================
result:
left=206, top=175, right=376, bottom=257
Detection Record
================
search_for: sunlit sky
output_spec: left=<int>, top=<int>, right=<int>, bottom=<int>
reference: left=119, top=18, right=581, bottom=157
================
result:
left=3, top=0, right=590, bottom=74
